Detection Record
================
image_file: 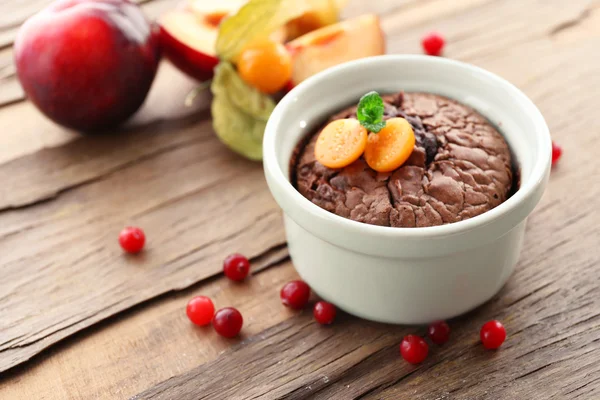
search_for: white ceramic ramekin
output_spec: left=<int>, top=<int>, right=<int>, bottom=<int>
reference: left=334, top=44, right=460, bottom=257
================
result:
left=263, top=55, right=551, bottom=324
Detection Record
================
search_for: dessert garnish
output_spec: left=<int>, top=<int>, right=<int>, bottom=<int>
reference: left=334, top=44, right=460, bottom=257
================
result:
left=314, top=119, right=368, bottom=169
left=357, top=91, right=387, bottom=133
left=315, top=91, right=415, bottom=172
left=364, top=116, right=415, bottom=172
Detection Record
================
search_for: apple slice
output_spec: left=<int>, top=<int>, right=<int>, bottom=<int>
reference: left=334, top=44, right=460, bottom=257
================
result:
left=159, top=9, right=221, bottom=81
left=287, top=14, right=385, bottom=87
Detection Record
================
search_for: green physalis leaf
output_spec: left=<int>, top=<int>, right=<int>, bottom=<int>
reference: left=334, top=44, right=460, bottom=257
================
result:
left=211, top=62, right=276, bottom=160
left=356, top=91, right=386, bottom=133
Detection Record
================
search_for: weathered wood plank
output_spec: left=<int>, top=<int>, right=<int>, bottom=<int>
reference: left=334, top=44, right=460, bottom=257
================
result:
left=0, top=121, right=287, bottom=372
left=0, top=256, right=293, bottom=400
left=0, top=59, right=205, bottom=166
left=0, top=52, right=285, bottom=371
left=0, top=67, right=209, bottom=209
left=0, top=48, right=22, bottom=107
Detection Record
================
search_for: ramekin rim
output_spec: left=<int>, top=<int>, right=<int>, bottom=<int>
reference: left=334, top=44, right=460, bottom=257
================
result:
left=263, top=55, right=551, bottom=239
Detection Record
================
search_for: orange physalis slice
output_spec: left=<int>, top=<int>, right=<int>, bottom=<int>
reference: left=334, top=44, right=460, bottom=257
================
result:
left=315, top=118, right=368, bottom=169
left=238, top=39, right=292, bottom=94
left=364, top=117, right=415, bottom=172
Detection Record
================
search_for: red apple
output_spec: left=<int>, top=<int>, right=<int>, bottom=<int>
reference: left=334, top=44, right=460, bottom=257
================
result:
left=286, top=14, right=385, bottom=88
left=158, top=8, right=221, bottom=82
left=14, top=0, right=160, bottom=132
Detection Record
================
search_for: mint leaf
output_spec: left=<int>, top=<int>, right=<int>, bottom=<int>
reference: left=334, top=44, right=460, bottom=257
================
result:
left=357, top=91, right=386, bottom=133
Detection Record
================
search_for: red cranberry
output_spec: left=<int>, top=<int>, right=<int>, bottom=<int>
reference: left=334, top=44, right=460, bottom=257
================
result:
left=552, top=142, right=562, bottom=165
left=313, top=301, right=336, bottom=325
left=118, top=226, right=145, bottom=253
left=212, top=307, right=243, bottom=338
left=186, top=296, right=215, bottom=326
left=480, top=320, right=506, bottom=349
left=400, top=335, right=429, bottom=364
left=428, top=321, right=451, bottom=345
left=421, top=32, right=445, bottom=56
left=280, top=280, right=311, bottom=310
left=223, top=253, right=250, bottom=281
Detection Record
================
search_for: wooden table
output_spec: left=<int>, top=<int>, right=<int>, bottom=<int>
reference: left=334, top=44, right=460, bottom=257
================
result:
left=1, top=0, right=599, bottom=398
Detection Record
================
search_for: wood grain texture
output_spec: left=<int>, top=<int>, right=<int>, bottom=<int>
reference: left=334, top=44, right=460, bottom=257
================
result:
left=0, top=122, right=287, bottom=372
left=0, top=0, right=600, bottom=398
left=0, top=57, right=284, bottom=372
left=133, top=265, right=600, bottom=400
left=0, top=257, right=295, bottom=400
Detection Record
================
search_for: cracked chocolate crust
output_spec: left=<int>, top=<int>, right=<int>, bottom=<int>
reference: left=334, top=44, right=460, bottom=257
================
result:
left=291, top=92, right=515, bottom=228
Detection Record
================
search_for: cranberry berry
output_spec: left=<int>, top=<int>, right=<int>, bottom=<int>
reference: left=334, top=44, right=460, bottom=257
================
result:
left=400, top=335, right=429, bottom=364
left=552, top=141, right=562, bottom=165
left=223, top=253, right=250, bottom=281
left=212, top=307, right=244, bottom=338
left=280, top=280, right=311, bottom=310
left=421, top=32, right=445, bottom=56
left=480, top=320, right=507, bottom=349
left=119, top=226, right=145, bottom=253
left=186, top=296, right=215, bottom=326
left=313, top=301, right=336, bottom=325
left=428, top=321, right=451, bottom=345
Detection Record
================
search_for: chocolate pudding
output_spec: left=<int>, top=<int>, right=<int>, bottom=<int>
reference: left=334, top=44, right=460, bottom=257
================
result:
left=292, top=92, right=515, bottom=228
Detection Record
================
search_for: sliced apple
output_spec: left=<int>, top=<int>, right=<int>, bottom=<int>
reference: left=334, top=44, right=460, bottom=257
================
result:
left=159, top=9, right=221, bottom=81
left=286, top=14, right=385, bottom=87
